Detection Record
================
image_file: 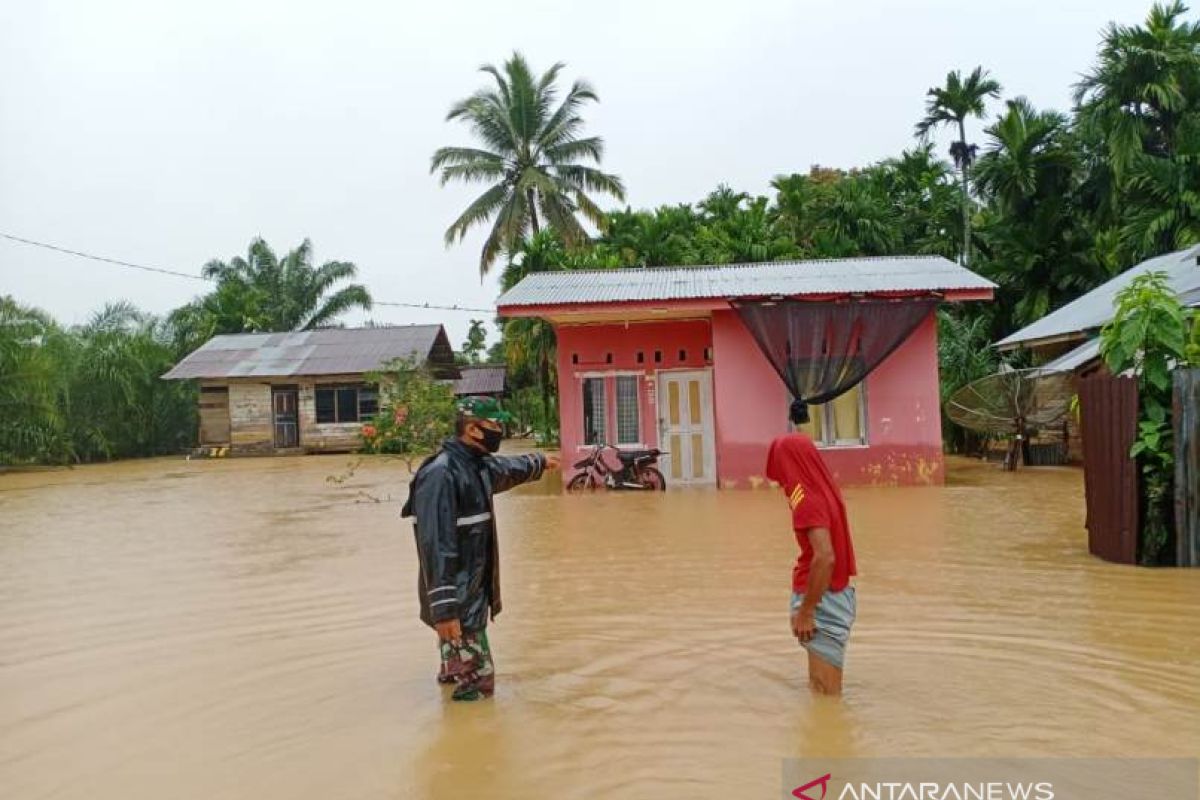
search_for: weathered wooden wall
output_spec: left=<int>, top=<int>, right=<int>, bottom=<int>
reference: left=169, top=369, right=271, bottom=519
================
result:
left=228, top=382, right=274, bottom=455
left=299, top=378, right=364, bottom=453
left=1078, top=372, right=1140, bottom=565
left=198, top=386, right=231, bottom=445
left=196, top=376, right=370, bottom=455
left=1175, top=369, right=1200, bottom=568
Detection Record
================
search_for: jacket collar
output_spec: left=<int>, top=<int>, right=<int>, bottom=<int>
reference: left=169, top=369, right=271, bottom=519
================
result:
left=443, top=437, right=486, bottom=462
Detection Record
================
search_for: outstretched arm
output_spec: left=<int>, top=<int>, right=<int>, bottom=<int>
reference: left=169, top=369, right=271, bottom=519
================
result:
left=485, top=452, right=559, bottom=494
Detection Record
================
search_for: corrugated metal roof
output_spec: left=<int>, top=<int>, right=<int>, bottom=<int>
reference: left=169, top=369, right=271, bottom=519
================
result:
left=495, top=256, right=995, bottom=308
left=1037, top=338, right=1101, bottom=373
left=162, top=325, right=448, bottom=380
left=997, top=245, right=1200, bottom=349
left=453, top=365, right=508, bottom=396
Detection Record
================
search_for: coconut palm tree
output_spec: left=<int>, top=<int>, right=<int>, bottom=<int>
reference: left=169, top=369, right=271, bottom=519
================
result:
left=915, top=67, right=1003, bottom=265
left=432, top=51, right=626, bottom=275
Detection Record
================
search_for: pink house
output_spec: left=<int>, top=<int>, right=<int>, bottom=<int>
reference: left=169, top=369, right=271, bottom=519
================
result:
left=497, top=257, right=993, bottom=488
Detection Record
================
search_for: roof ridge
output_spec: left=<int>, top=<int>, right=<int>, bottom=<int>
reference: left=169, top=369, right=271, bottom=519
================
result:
left=518, top=254, right=950, bottom=279
left=207, top=323, right=443, bottom=339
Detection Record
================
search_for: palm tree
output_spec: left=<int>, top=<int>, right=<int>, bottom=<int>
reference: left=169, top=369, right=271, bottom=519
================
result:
left=601, top=205, right=702, bottom=266
left=172, top=238, right=372, bottom=346
left=1121, top=117, right=1200, bottom=257
left=915, top=67, right=1003, bottom=265
left=973, top=98, right=1075, bottom=215
left=432, top=52, right=626, bottom=275
left=0, top=296, right=70, bottom=463
left=973, top=99, right=1101, bottom=329
left=1074, top=1, right=1200, bottom=172
left=460, top=319, right=488, bottom=364
left=875, top=144, right=961, bottom=257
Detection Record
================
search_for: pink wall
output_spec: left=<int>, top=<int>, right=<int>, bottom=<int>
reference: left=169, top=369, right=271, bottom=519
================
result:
left=555, top=320, right=713, bottom=460
left=553, top=310, right=945, bottom=487
left=711, top=308, right=944, bottom=487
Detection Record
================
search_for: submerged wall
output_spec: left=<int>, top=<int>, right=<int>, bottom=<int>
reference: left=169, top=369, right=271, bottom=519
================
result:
left=204, top=376, right=367, bottom=455
left=711, top=308, right=945, bottom=488
left=555, top=319, right=713, bottom=463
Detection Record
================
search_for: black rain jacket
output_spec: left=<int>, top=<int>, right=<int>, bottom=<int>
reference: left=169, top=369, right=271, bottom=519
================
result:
left=401, top=439, right=546, bottom=632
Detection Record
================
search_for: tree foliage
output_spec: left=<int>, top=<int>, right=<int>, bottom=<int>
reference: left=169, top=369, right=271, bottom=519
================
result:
left=170, top=238, right=372, bottom=350
left=1099, top=271, right=1196, bottom=563
left=0, top=297, right=196, bottom=466
left=432, top=51, right=626, bottom=274
left=360, top=358, right=457, bottom=469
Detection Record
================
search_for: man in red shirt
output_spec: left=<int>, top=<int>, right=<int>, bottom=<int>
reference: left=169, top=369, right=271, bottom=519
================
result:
left=766, top=426, right=858, bottom=695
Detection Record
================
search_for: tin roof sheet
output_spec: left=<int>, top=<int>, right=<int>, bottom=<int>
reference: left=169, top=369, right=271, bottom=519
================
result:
left=997, top=245, right=1200, bottom=349
left=162, top=325, right=448, bottom=380
left=495, top=256, right=994, bottom=308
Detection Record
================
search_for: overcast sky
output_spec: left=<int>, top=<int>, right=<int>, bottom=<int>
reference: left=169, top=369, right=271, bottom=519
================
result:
left=1, top=0, right=1153, bottom=346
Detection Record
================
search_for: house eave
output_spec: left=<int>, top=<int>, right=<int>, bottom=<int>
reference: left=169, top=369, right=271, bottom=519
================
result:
left=497, top=288, right=992, bottom=323
left=995, top=330, right=1094, bottom=353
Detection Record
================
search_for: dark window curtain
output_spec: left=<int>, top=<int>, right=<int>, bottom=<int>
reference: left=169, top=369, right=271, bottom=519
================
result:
left=731, top=299, right=937, bottom=406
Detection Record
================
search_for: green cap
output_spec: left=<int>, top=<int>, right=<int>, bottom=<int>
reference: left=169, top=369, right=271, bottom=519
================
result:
left=457, top=395, right=513, bottom=423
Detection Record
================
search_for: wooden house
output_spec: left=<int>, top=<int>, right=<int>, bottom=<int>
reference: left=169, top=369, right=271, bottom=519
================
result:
left=452, top=365, right=508, bottom=399
left=163, top=325, right=458, bottom=455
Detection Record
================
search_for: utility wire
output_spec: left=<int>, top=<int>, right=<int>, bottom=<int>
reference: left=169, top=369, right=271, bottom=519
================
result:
left=1, top=231, right=208, bottom=281
left=0, top=231, right=495, bottom=314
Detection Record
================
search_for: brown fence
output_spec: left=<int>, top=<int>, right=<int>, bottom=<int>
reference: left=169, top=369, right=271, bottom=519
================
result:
left=1078, top=372, right=1140, bottom=564
left=1175, top=369, right=1200, bottom=568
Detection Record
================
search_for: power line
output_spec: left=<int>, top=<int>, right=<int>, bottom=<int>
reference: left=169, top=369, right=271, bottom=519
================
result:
left=1, top=232, right=208, bottom=281
left=0, top=231, right=495, bottom=314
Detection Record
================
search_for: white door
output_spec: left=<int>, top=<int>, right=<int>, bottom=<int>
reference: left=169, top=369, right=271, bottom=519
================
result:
left=657, top=370, right=716, bottom=485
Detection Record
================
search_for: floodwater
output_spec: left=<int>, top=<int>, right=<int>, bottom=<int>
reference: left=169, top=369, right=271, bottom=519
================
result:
left=1, top=454, right=1198, bottom=799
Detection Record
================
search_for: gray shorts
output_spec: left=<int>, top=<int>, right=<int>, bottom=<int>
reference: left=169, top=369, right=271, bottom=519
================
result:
left=790, top=587, right=856, bottom=669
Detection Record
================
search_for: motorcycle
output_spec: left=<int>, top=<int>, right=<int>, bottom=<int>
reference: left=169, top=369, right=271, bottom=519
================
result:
left=566, top=442, right=667, bottom=491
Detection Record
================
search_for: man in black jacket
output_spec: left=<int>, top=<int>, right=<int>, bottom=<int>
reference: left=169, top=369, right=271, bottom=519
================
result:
left=401, top=396, right=558, bottom=701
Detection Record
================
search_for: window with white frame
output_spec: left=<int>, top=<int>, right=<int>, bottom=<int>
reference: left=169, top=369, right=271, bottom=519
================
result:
left=794, top=383, right=867, bottom=447
left=582, top=377, right=607, bottom=444
left=615, top=375, right=641, bottom=445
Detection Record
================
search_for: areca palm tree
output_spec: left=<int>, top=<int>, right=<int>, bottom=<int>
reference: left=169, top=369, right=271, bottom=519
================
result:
left=1121, top=116, right=1200, bottom=257
left=432, top=52, right=626, bottom=275
left=916, top=67, right=1003, bottom=265
left=973, top=99, right=1101, bottom=329
left=876, top=145, right=961, bottom=257
left=1074, top=1, right=1200, bottom=172
left=973, top=98, right=1075, bottom=215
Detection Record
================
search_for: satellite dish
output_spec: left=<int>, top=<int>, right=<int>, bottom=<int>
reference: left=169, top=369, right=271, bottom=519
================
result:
left=945, top=367, right=1075, bottom=470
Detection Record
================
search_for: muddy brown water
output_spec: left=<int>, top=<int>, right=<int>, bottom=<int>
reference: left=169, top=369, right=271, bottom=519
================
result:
left=1, top=454, right=1198, bottom=799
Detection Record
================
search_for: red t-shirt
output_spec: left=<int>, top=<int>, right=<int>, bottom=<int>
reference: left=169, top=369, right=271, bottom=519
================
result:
left=789, top=481, right=856, bottom=594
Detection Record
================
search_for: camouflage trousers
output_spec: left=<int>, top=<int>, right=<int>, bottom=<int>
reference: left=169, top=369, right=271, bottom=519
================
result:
left=436, top=629, right=495, bottom=701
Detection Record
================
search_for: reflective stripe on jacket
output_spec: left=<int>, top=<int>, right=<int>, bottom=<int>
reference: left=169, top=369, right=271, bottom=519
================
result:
left=401, top=439, right=546, bottom=631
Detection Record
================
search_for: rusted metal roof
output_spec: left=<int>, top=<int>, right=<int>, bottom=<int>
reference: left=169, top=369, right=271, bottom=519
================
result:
left=453, top=365, right=508, bottom=396
left=495, top=256, right=994, bottom=308
left=1038, top=338, right=1102, bottom=374
left=162, top=325, right=452, bottom=380
left=998, top=245, right=1200, bottom=350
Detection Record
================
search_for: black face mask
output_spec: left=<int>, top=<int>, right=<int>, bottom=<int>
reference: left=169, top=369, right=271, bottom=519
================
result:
left=476, top=426, right=503, bottom=454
